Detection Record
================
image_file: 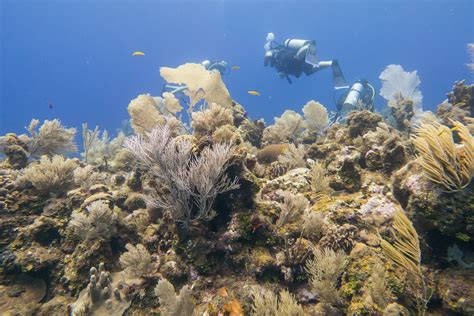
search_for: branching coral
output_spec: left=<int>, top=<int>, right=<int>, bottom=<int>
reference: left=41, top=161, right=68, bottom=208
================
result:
left=277, top=143, right=306, bottom=171
left=250, top=286, right=305, bottom=316
left=302, top=210, right=326, bottom=241
left=365, top=261, right=390, bottom=310
left=119, top=244, right=153, bottom=278
left=16, top=155, right=77, bottom=195
left=212, top=124, right=241, bottom=144
left=308, top=161, right=330, bottom=194
left=318, top=224, right=356, bottom=252
left=276, top=191, right=309, bottom=228
left=69, top=200, right=117, bottom=241
left=73, top=165, right=107, bottom=188
left=413, top=120, right=474, bottom=192
left=305, top=247, right=348, bottom=306
left=191, top=103, right=233, bottom=136
left=124, top=124, right=239, bottom=226
left=81, top=124, right=125, bottom=167
left=379, top=210, right=430, bottom=315
left=160, top=63, right=232, bottom=108
left=25, top=119, right=77, bottom=157
left=154, top=278, right=195, bottom=316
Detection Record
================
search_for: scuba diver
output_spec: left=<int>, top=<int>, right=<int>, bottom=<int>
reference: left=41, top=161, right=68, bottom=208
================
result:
left=264, top=33, right=348, bottom=88
left=201, top=60, right=231, bottom=75
left=264, top=33, right=376, bottom=119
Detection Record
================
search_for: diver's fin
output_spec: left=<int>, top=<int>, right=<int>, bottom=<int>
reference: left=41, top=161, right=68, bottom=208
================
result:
left=332, top=60, right=349, bottom=89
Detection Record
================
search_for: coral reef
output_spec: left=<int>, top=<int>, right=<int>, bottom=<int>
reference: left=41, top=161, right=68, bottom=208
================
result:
left=0, top=65, right=472, bottom=315
left=24, top=118, right=77, bottom=157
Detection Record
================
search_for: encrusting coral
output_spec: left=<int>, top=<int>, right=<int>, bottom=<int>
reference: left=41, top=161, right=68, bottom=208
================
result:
left=1, top=63, right=473, bottom=315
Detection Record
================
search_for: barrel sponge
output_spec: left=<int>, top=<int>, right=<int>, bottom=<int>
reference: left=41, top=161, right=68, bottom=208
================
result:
left=160, top=63, right=232, bottom=108
left=127, top=94, right=166, bottom=135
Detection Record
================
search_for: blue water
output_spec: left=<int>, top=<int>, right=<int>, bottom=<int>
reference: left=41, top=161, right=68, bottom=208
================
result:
left=1, top=0, right=473, bottom=136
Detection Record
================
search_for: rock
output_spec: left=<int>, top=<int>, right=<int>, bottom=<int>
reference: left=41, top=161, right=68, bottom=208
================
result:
left=257, top=144, right=289, bottom=164
left=262, top=168, right=311, bottom=197
left=126, top=170, right=142, bottom=191
left=359, top=195, right=398, bottom=227
left=81, top=192, right=113, bottom=210
left=38, top=295, right=74, bottom=316
left=0, top=275, right=46, bottom=315
left=383, top=303, right=409, bottom=315
left=392, top=162, right=474, bottom=241
left=0, top=133, right=29, bottom=169
left=310, top=302, right=342, bottom=315
left=346, top=111, right=382, bottom=138
left=328, top=147, right=361, bottom=193
left=437, top=268, right=474, bottom=315
left=89, top=184, right=109, bottom=195
left=294, top=286, right=317, bottom=304
left=124, top=193, right=146, bottom=212
left=350, top=242, right=369, bottom=258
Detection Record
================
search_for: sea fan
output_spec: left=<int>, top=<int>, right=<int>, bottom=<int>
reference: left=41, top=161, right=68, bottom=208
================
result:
left=379, top=64, right=423, bottom=112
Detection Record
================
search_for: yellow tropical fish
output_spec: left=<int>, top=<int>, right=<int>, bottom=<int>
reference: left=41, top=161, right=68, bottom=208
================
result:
left=437, top=126, right=460, bottom=136
left=132, top=51, right=145, bottom=56
left=248, top=90, right=260, bottom=96
left=231, top=66, right=240, bottom=70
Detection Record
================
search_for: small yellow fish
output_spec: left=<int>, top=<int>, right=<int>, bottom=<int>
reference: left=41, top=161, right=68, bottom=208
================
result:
left=231, top=66, right=240, bottom=70
left=132, top=51, right=145, bottom=56
left=248, top=90, right=260, bottom=96
left=437, top=126, right=460, bottom=136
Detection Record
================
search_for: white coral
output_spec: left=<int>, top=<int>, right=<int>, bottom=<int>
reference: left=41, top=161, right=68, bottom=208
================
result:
left=303, top=100, right=329, bottom=134
left=379, top=64, right=423, bottom=112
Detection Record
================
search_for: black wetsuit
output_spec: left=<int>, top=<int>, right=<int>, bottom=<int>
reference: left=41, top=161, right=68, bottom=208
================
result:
left=266, top=46, right=316, bottom=83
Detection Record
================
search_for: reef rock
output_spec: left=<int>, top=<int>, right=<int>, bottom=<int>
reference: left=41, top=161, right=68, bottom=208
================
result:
left=437, top=268, right=474, bottom=314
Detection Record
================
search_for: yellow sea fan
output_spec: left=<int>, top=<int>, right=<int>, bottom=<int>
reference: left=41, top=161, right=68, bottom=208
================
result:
left=160, top=63, right=232, bottom=108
